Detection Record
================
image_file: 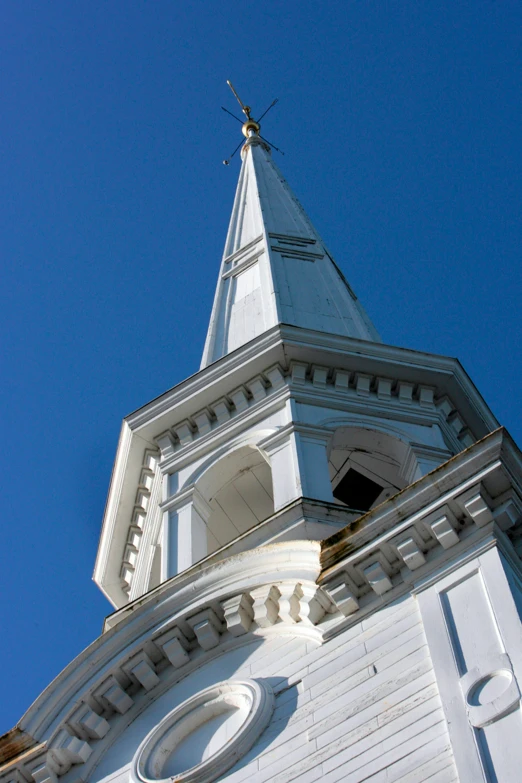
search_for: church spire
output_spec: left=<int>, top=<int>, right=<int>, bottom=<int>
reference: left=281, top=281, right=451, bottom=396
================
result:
left=201, top=96, right=380, bottom=369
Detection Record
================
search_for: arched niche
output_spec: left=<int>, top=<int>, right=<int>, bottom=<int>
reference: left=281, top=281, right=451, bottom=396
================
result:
left=327, top=427, right=415, bottom=513
left=195, top=445, right=274, bottom=555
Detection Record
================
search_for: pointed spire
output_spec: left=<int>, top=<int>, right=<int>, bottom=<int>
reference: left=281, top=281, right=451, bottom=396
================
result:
left=201, top=133, right=380, bottom=369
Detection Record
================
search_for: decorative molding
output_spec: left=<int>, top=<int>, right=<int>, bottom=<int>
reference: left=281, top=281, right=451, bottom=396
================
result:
left=153, top=355, right=477, bottom=467
left=66, top=705, right=110, bottom=741
left=153, top=366, right=288, bottom=460
left=362, top=561, right=393, bottom=596
left=119, top=449, right=159, bottom=595
left=321, top=470, right=522, bottom=631
left=130, top=679, right=274, bottom=783
left=98, top=317, right=500, bottom=608
left=0, top=577, right=330, bottom=783
left=222, top=593, right=254, bottom=636
left=416, top=549, right=522, bottom=781
left=325, top=579, right=359, bottom=616
left=460, top=653, right=520, bottom=728
left=223, top=234, right=264, bottom=266
left=7, top=433, right=522, bottom=783
left=118, top=361, right=481, bottom=603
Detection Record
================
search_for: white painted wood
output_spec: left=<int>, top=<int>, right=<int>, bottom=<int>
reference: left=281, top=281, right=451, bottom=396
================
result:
left=234, top=470, right=273, bottom=520
left=212, top=484, right=260, bottom=534
left=417, top=547, right=522, bottom=783
left=201, top=137, right=380, bottom=369
left=295, top=428, right=334, bottom=502
left=355, top=734, right=454, bottom=783
left=163, top=493, right=208, bottom=577
left=396, top=751, right=458, bottom=783
left=4, top=566, right=462, bottom=783
left=94, top=324, right=498, bottom=607
left=306, top=598, right=417, bottom=679
left=35, top=587, right=446, bottom=783
left=310, top=657, right=434, bottom=742
left=205, top=503, right=239, bottom=547
left=262, top=430, right=301, bottom=510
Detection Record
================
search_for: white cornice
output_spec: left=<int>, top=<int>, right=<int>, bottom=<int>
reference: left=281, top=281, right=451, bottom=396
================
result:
left=158, top=387, right=289, bottom=476
left=94, top=323, right=500, bottom=608
left=320, top=427, right=521, bottom=575
left=126, top=327, right=285, bottom=433
left=126, top=325, right=498, bottom=438
left=312, top=429, right=522, bottom=643
left=18, top=542, right=323, bottom=737
left=93, top=421, right=135, bottom=604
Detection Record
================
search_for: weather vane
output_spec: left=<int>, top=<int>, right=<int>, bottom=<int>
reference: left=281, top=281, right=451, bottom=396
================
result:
left=222, top=80, right=283, bottom=165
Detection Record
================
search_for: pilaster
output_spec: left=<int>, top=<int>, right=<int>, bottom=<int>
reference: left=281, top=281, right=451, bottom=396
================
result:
left=162, top=488, right=210, bottom=578
left=416, top=542, right=522, bottom=782
left=259, top=423, right=333, bottom=510
left=259, top=426, right=301, bottom=510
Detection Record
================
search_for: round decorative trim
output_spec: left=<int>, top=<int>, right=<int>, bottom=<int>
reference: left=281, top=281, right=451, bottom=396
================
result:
left=131, top=679, right=274, bottom=783
left=460, top=654, right=521, bottom=728
left=467, top=670, right=513, bottom=707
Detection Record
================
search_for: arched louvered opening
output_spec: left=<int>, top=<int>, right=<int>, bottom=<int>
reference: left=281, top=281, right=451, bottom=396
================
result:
left=195, top=445, right=274, bottom=555
left=328, top=427, right=414, bottom=513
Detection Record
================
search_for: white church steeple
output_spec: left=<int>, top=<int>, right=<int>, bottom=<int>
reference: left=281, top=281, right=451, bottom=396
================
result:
left=201, top=131, right=380, bottom=368
left=92, top=104, right=499, bottom=610
left=5, top=89, right=522, bottom=783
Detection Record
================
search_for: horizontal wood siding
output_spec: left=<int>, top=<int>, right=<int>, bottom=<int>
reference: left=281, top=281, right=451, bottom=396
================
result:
left=224, top=596, right=458, bottom=782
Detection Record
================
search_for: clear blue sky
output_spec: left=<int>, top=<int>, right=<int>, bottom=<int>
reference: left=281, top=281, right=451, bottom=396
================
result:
left=1, top=0, right=521, bottom=731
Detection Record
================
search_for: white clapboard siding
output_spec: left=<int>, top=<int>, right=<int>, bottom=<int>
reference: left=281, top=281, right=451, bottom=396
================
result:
left=393, top=749, right=458, bottom=783
left=222, top=595, right=456, bottom=783
left=90, top=597, right=456, bottom=783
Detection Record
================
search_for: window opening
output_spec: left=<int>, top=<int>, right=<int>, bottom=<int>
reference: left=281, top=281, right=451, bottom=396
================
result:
left=332, top=468, right=384, bottom=511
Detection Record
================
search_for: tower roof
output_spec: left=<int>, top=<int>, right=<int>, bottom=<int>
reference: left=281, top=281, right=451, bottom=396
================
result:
left=201, top=134, right=380, bottom=369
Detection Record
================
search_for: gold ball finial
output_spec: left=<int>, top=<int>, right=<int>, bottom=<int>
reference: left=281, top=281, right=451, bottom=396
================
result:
left=242, top=118, right=260, bottom=138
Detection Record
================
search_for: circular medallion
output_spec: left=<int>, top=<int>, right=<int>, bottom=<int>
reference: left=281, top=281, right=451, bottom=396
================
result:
left=467, top=670, right=513, bottom=707
left=131, top=679, right=274, bottom=783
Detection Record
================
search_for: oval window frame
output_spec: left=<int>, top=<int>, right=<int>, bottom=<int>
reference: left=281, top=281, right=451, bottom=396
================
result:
left=131, top=679, right=274, bottom=783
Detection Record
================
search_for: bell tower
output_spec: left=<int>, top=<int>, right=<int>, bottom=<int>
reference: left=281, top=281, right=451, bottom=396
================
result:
left=93, top=102, right=496, bottom=609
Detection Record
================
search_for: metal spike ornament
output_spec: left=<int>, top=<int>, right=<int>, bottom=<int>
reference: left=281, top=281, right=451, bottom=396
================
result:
left=222, top=81, right=282, bottom=165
